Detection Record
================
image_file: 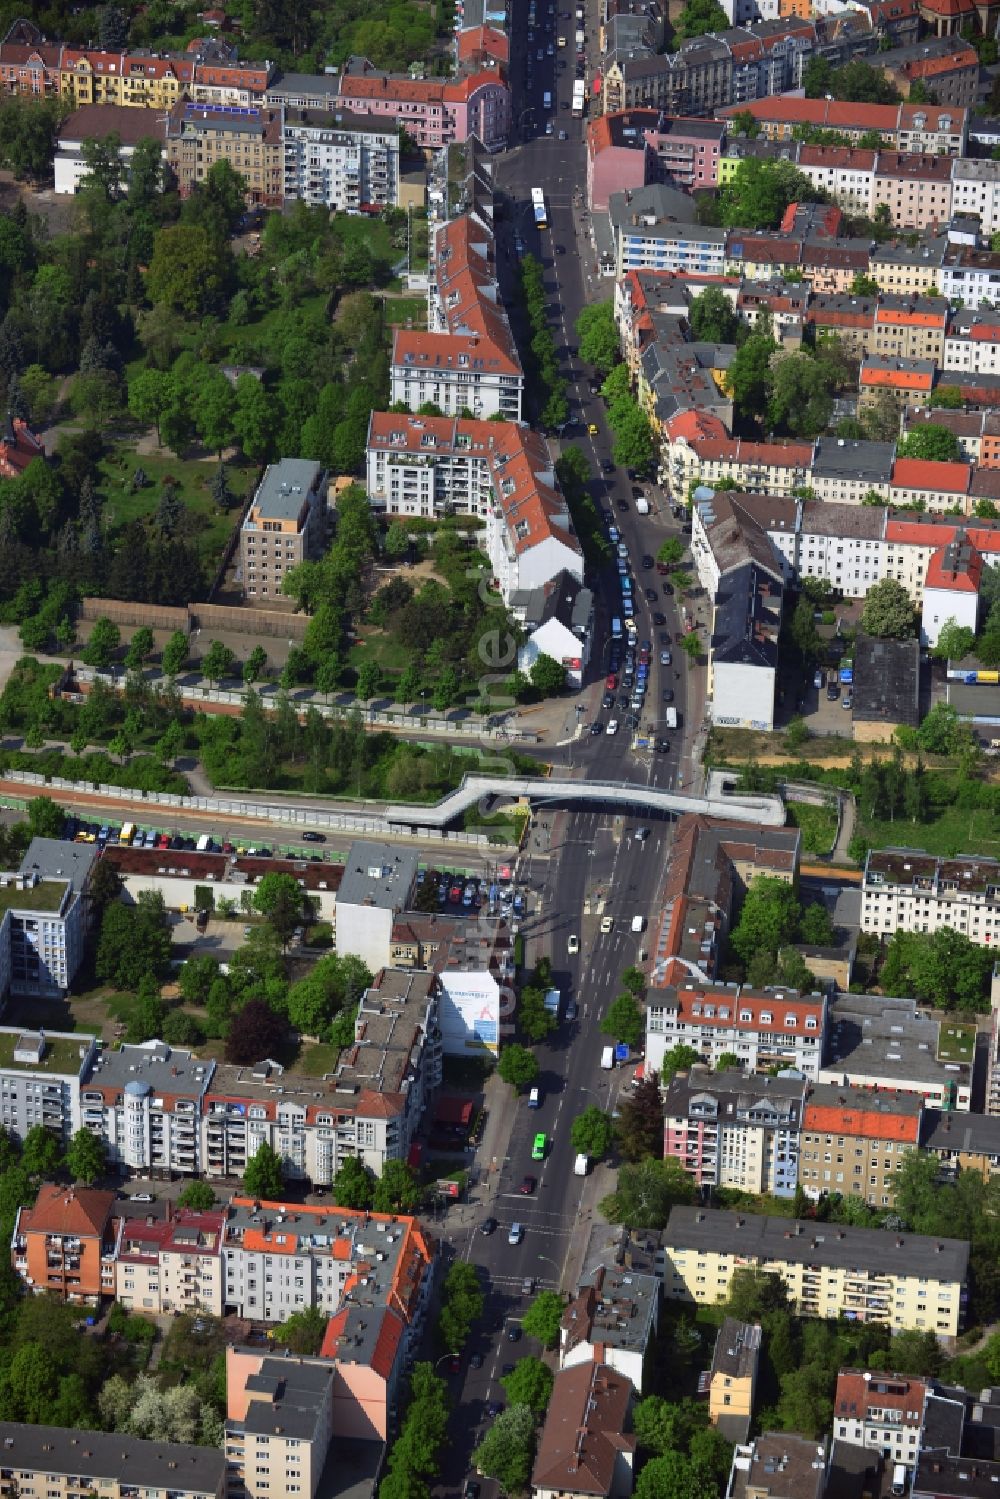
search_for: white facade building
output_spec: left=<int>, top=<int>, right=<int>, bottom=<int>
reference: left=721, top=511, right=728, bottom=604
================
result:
left=282, top=109, right=399, bottom=211
left=646, top=981, right=827, bottom=1078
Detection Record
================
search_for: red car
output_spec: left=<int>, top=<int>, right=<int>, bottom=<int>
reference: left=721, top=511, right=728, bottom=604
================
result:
left=606, top=673, right=617, bottom=690
left=519, top=1175, right=537, bottom=1194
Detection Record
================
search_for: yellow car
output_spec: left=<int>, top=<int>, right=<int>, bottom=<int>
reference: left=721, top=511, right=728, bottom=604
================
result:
left=557, top=34, right=567, bottom=45
left=587, top=422, right=598, bottom=435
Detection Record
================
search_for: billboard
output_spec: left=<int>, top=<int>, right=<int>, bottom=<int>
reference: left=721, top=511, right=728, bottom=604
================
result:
left=439, top=969, right=500, bottom=1056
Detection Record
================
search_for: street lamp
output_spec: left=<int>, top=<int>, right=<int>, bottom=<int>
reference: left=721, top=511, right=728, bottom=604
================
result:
left=434, top=1351, right=460, bottom=1370
left=536, top=1253, right=562, bottom=1285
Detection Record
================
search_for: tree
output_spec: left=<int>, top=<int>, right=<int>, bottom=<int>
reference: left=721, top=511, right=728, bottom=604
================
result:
left=65, top=1128, right=105, bottom=1185
left=438, top=1260, right=484, bottom=1351
left=501, top=1357, right=553, bottom=1415
left=518, top=985, right=557, bottom=1044
left=497, top=1043, right=539, bottom=1090
left=244, top=646, right=268, bottom=684
left=616, top=1070, right=664, bottom=1161
left=272, top=1306, right=327, bottom=1355
left=571, top=1106, right=614, bottom=1161
left=574, top=302, right=619, bottom=374
left=96, top=892, right=172, bottom=990
left=161, top=630, right=189, bottom=676
left=860, top=578, right=916, bottom=639
left=729, top=876, right=801, bottom=966
left=673, top=0, right=728, bottom=43
left=26, top=797, right=65, bottom=840
left=529, top=653, right=566, bottom=697
left=146, top=224, right=228, bottom=317
left=716, top=1052, right=741, bottom=1072
left=768, top=353, right=834, bottom=438
left=373, top=1160, right=421, bottom=1214
left=333, top=1157, right=376, bottom=1209
left=719, top=159, right=823, bottom=232
left=611, top=404, right=655, bottom=474
left=726, top=1265, right=790, bottom=1321
left=201, top=639, right=236, bottom=684
left=689, top=286, right=738, bottom=345
left=127, top=368, right=172, bottom=445
left=21, top=1125, right=62, bottom=1179
left=223, top=999, right=286, bottom=1065
left=83, top=616, right=120, bottom=669
left=727, top=331, right=776, bottom=419
left=633, top=1397, right=710, bottom=1458
left=600, top=1158, right=694, bottom=1229
left=522, top=1290, right=564, bottom=1350
left=177, top=1181, right=216, bottom=1211
left=662, top=1043, right=702, bottom=1081
left=472, top=1404, right=536, bottom=1494
left=933, top=616, right=976, bottom=662
left=657, top=537, right=685, bottom=568
left=253, top=871, right=312, bottom=947
left=799, top=901, right=835, bottom=945
left=233, top=374, right=276, bottom=462
left=897, top=424, right=962, bottom=463
left=600, top=993, right=643, bottom=1047
left=125, top=627, right=155, bottom=672
left=243, top=1141, right=284, bottom=1200
left=356, top=660, right=382, bottom=700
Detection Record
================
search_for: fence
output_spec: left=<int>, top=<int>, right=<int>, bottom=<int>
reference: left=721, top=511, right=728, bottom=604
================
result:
left=78, top=599, right=311, bottom=642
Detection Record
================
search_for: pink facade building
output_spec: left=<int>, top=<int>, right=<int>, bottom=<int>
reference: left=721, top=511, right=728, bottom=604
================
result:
left=587, top=109, right=724, bottom=210
left=338, top=56, right=510, bottom=150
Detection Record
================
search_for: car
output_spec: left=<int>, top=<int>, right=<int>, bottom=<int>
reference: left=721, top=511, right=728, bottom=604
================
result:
left=547, top=40, right=554, bottom=52
left=616, top=498, right=629, bottom=511
left=481, top=1216, right=498, bottom=1235
left=302, top=831, right=325, bottom=843
left=557, top=32, right=567, bottom=43
left=537, top=46, right=543, bottom=56
left=130, top=1193, right=154, bottom=1204
left=602, top=690, right=614, bottom=710
left=641, top=555, right=654, bottom=569
left=566, top=998, right=578, bottom=1020
left=470, top=1352, right=484, bottom=1369
left=465, top=1479, right=481, bottom=1498
left=607, top=525, right=620, bottom=542
left=626, top=712, right=640, bottom=729
left=652, top=611, right=666, bottom=626
left=545, top=121, right=553, bottom=135
left=663, top=688, right=675, bottom=702
left=507, top=1324, right=523, bottom=1342
left=602, top=458, right=615, bottom=474
left=589, top=722, right=603, bottom=735
left=606, top=719, right=619, bottom=735
left=656, top=561, right=669, bottom=575
left=558, top=129, right=568, bottom=139
left=660, top=631, right=672, bottom=644
left=568, top=933, right=580, bottom=954
left=502, top=1363, right=515, bottom=1376
left=449, top=884, right=462, bottom=903
left=827, top=684, right=840, bottom=701
left=487, top=1401, right=504, bottom=1418
left=449, top=1356, right=461, bottom=1374
left=660, top=649, right=672, bottom=665
left=813, top=670, right=824, bottom=689
left=616, top=542, right=628, bottom=559
left=555, top=240, right=566, bottom=249
left=644, top=588, right=657, bottom=603
left=588, top=422, right=598, bottom=435
left=601, top=915, right=614, bottom=933
left=508, top=1221, right=524, bottom=1243
left=656, top=738, right=670, bottom=752
left=843, top=694, right=853, bottom=709
left=606, top=673, right=617, bottom=689
left=519, top=1176, right=536, bottom=1194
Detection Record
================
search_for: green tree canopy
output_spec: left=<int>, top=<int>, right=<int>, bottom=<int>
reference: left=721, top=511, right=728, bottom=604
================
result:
left=472, top=1404, right=536, bottom=1493
left=497, top=1043, right=539, bottom=1090
left=897, top=424, right=962, bottom=463
left=729, top=876, right=801, bottom=967
left=522, top=1289, right=565, bottom=1349
left=332, top=1156, right=375, bottom=1210
left=860, top=578, right=916, bottom=639
left=672, top=0, right=728, bottom=44
left=688, top=286, right=738, bottom=345
left=177, top=1181, right=216, bottom=1211
left=570, top=1106, right=614, bottom=1161
left=243, top=1141, right=284, bottom=1200
left=574, top=301, right=620, bottom=374
left=65, top=1129, right=105, bottom=1185
left=600, top=1158, right=694, bottom=1228
left=500, top=1357, right=553, bottom=1415
left=933, top=617, right=976, bottom=662
left=600, top=993, right=643, bottom=1047
left=719, top=158, right=825, bottom=231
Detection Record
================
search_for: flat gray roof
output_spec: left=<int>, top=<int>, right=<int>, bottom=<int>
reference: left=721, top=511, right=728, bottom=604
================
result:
left=337, top=841, right=418, bottom=911
left=821, top=993, right=969, bottom=1092
left=922, top=1107, right=1000, bottom=1157
left=812, top=438, right=895, bottom=482
left=665, top=1205, right=970, bottom=1282
left=85, top=1041, right=216, bottom=1099
left=20, top=836, right=97, bottom=894
left=237, top=1357, right=334, bottom=1440
left=0, top=1422, right=224, bottom=1496
left=248, top=458, right=323, bottom=523
left=852, top=633, right=920, bottom=727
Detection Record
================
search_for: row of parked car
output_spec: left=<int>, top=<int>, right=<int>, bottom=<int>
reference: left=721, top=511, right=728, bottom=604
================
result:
left=416, top=869, right=527, bottom=916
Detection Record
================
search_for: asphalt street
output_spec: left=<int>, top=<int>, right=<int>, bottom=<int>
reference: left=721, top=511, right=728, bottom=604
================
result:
left=429, top=2, right=712, bottom=1488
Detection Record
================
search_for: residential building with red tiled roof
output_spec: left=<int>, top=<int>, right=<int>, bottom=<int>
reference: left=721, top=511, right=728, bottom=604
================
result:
left=532, top=1364, right=636, bottom=1499
left=0, top=39, right=63, bottom=96
left=833, top=1370, right=931, bottom=1467
left=165, top=101, right=283, bottom=207
left=55, top=104, right=166, bottom=195
left=647, top=980, right=827, bottom=1077
left=860, top=355, right=936, bottom=409
left=663, top=1068, right=807, bottom=1198
left=795, top=145, right=876, bottom=216
left=667, top=432, right=813, bottom=496
left=922, top=532, right=982, bottom=645
left=366, top=411, right=583, bottom=604
left=12, top=1184, right=118, bottom=1303
left=873, top=151, right=954, bottom=229
left=860, top=0, right=922, bottom=45
left=116, top=1209, right=226, bottom=1316
left=719, top=96, right=967, bottom=154
left=801, top=1083, right=923, bottom=1207
left=0, top=415, right=45, bottom=478
left=337, top=54, right=510, bottom=150
left=889, top=455, right=972, bottom=513
left=456, top=24, right=509, bottom=66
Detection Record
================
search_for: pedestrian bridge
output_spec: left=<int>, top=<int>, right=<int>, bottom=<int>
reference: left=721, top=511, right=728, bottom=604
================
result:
left=385, top=775, right=784, bottom=829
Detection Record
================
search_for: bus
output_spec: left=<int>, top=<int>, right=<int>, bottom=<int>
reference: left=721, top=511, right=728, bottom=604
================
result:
left=572, top=78, right=586, bottom=116
left=531, top=187, right=548, bottom=229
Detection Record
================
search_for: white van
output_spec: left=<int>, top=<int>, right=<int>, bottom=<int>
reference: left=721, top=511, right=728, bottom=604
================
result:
left=601, top=1046, right=614, bottom=1070
left=196, top=834, right=212, bottom=852
left=508, top=1222, right=524, bottom=1244
left=528, top=1087, right=541, bottom=1109
left=631, top=915, right=645, bottom=933
left=891, top=1466, right=908, bottom=1497
left=574, top=1153, right=589, bottom=1176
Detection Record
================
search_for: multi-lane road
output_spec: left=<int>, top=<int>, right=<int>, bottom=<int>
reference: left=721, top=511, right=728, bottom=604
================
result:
left=429, top=2, right=712, bottom=1489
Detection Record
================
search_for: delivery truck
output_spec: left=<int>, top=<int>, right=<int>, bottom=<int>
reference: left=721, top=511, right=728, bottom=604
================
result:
left=664, top=706, right=678, bottom=729
left=600, top=1046, right=614, bottom=1069
left=574, top=1153, right=590, bottom=1176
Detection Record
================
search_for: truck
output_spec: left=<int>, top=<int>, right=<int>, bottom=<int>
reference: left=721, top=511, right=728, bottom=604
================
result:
left=635, top=495, right=649, bottom=515
left=543, top=987, right=561, bottom=1019
left=664, top=706, right=678, bottom=729
left=631, top=915, right=645, bottom=933
left=574, top=1153, right=590, bottom=1176
left=600, top=1045, right=614, bottom=1070
left=575, top=27, right=585, bottom=45
left=572, top=78, right=586, bottom=116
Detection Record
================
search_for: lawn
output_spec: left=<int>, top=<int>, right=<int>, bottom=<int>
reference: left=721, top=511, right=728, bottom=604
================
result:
left=296, top=1042, right=342, bottom=1077
left=97, top=446, right=252, bottom=569
left=331, top=214, right=396, bottom=264
left=938, top=1024, right=976, bottom=1063
left=859, top=804, right=1000, bottom=860
left=347, top=631, right=418, bottom=682
left=786, top=800, right=838, bottom=856
left=384, top=296, right=428, bottom=328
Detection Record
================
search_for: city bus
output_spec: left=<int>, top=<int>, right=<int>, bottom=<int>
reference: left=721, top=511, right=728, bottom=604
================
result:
left=531, top=187, right=548, bottom=229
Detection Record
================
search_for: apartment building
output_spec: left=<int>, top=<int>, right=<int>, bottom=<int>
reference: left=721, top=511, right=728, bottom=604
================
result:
left=860, top=356, right=936, bottom=409
left=873, top=153, right=954, bottom=229
left=54, top=104, right=166, bottom=194
left=239, top=458, right=326, bottom=600
left=0, top=37, right=64, bottom=97
left=669, top=434, right=813, bottom=496
left=794, top=500, right=887, bottom=598
left=726, top=1434, right=827, bottom=1499
left=1, top=838, right=96, bottom=999
left=811, top=439, right=896, bottom=505
left=531, top=1364, right=636, bottom=1499
left=0, top=1424, right=224, bottom=1499
left=921, top=532, right=981, bottom=646
left=80, top=1041, right=215, bottom=1176
left=943, top=309, right=1000, bottom=374
left=797, top=145, right=876, bottom=215
left=889, top=456, right=972, bottom=514
left=721, top=97, right=968, bottom=153
left=225, top=1353, right=337, bottom=1499
left=11, top=1184, right=119, bottom=1304
left=222, top=1197, right=435, bottom=1329
left=863, top=847, right=1000, bottom=948
left=799, top=1083, right=923, bottom=1207
left=609, top=187, right=727, bottom=278
left=366, top=412, right=582, bottom=604
left=707, top=1319, right=761, bottom=1443
left=337, top=55, right=510, bottom=151
left=646, top=981, right=827, bottom=1077
left=559, top=1263, right=660, bottom=1389
left=115, top=1208, right=226, bottom=1316
left=0, top=1028, right=96, bottom=1144
left=951, top=157, right=1000, bottom=238
left=164, top=102, right=284, bottom=208
left=901, top=406, right=986, bottom=463
left=870, top=236, right=948, bottom=295
left=662, top=1069, right=806, bottom=1197
left=874, top=296, right=949, bottom=364
left=833, top=1369, right=930, bottom=1467
left=186, top=41, right=271, bottom=108
left=662, top=1205, right=969, bottom=1337
left=281, top=108, right=399, bottom=212
left=941, top=244, right=1000, bottom=305
left=922, top=1107, right=1000, bottom=1180
left=819, top=992, right=972, bottom=1112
